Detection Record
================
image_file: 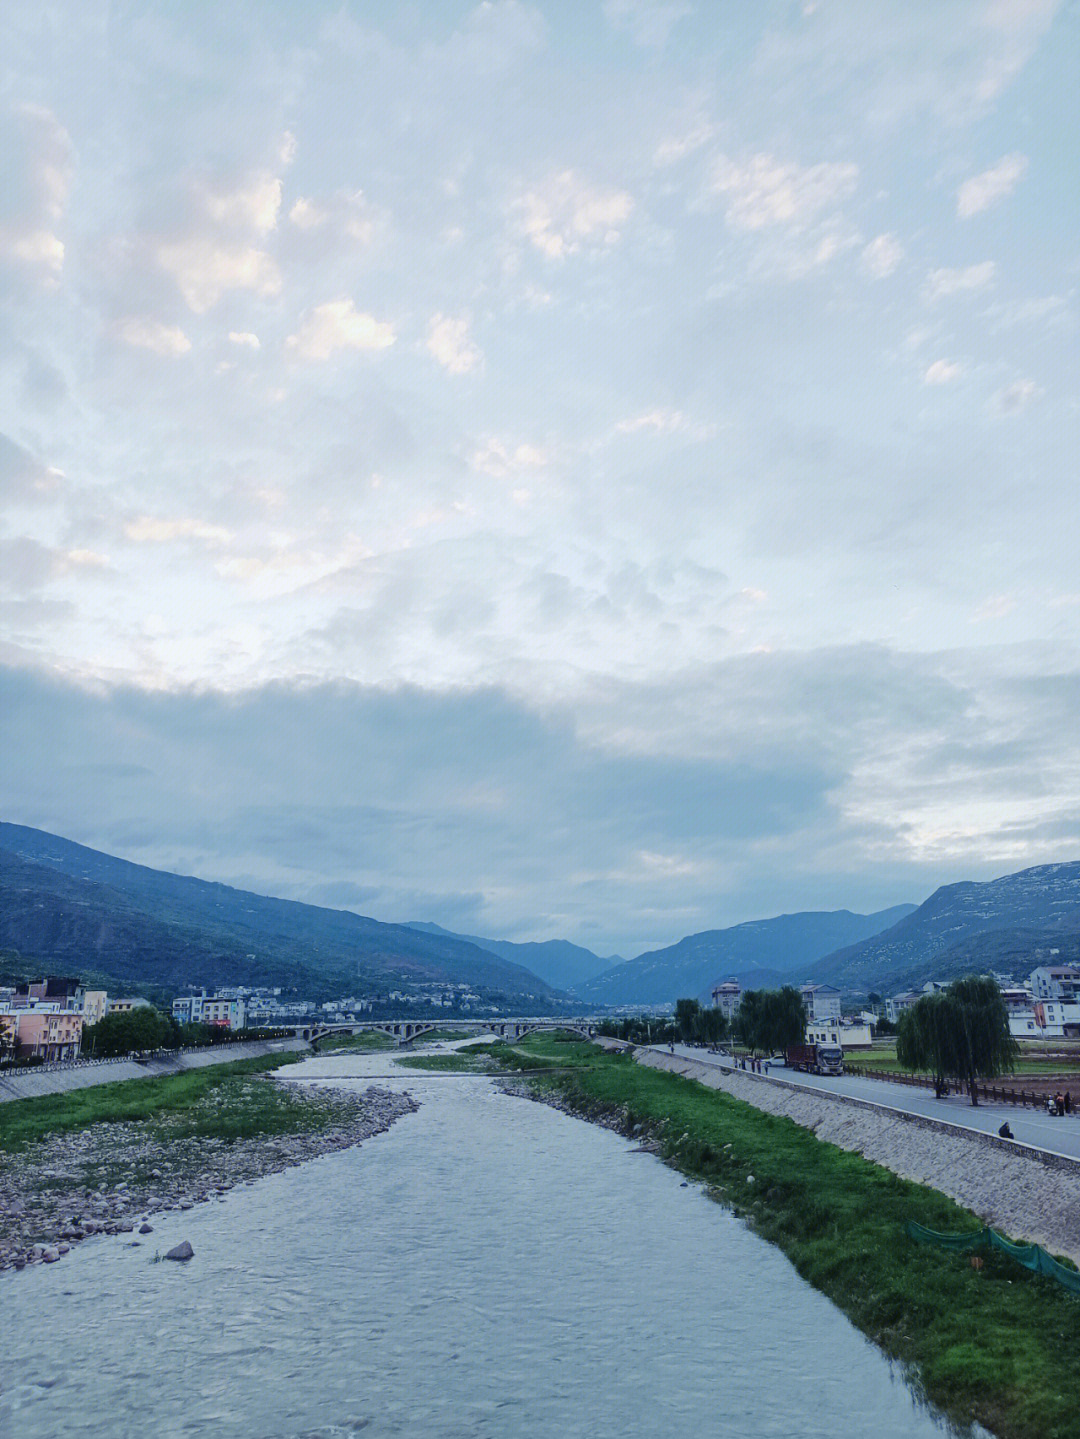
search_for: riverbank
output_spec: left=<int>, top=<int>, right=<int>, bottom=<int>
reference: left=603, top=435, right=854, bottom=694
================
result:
left=0, top=1036, right=308, bottom=1103
left=495, top=1037, right=1080, bottom=1439
left=0, top=1054, right=416, bottom=1272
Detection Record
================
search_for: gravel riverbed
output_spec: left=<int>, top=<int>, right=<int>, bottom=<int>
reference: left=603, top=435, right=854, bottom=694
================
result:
left=0, top=1077, right=417, bottom=1274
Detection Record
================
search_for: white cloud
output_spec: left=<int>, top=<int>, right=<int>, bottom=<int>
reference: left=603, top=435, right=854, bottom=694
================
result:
left=711, top=153, right=857, bottom=231
left=426, top=314, right=482, bottom=374
left=124, top=517, right=231, bottom=545
left=155, top=235, right=281, bottom=313
left=615, top=410, right=686, bottom=434
left=654, top=123, right=716, bottom=168
left=604, top=0, right=692, bottom=49
left=992, top=378, right=1042, bottom=414
left=203, top=173, right=281, bottom=233
left=279, top=131, right=297, bottom=167
left=976, top=0, right=1061, bottom=104
left=286, top=299, right=396, bottom=361
left=957, top=153, right=1028, bottom=218
left=860, top=233, right=904, bottom=278
left=289, top=197, right=326, bottom=230
left=288, top=189, right=378, bottom=245
left=470, top=439, right=548, bottom=478
left=926, top=261, right=996, bottom=299
left=924, top=359, right=962, bottom=385
left=0, top=104, right=73, bottom=278
left=227, top=331, right=261, bottom=349
left=116, top=317, right=192, bottom=357
left=515, top=171, right=633, bottom=258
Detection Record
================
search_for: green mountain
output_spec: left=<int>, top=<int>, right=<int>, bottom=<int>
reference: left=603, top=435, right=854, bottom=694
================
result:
left=807, top=862, right=1080, bottom=994
left=0, top=823, right=560, bottom=1006
left=576, top=906, right=917, bottom=1007
left=405, top=921, right=620, bottom=991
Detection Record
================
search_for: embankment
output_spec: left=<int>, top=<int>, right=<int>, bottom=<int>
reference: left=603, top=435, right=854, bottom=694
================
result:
left=0, top=1037, right=308, bottom=1104
left=636, top=1048, right=1080, bottom=1264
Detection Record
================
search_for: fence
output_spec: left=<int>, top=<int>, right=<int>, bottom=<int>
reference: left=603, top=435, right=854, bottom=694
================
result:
left=0, top=1034, right=296, bottom=1078
left=844, top=1064, right=1075, bottom=1108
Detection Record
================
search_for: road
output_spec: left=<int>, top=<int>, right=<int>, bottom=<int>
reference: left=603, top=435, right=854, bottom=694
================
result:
left=651, top=1044, right=1080, bottom=1163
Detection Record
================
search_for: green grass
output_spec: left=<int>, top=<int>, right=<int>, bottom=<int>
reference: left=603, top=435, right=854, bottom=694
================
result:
left=393, top=1053, right=493, bottom=1072
left=316, top=1029, right=395, bottom=1052
left=854, top=1044, right=1080, bottom=1077
left=0, top=1053, right=310, bottom=1152
left=490, top=1039, right=1080, bottom=1439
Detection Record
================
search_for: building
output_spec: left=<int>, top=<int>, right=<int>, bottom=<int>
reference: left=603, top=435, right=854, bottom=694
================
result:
left=1032, top=1001, right=1080, bottom=1038
left=807, top=1021, right=873, bottom=1050
left=15, top=977, right=84, bottom=1011
left=710, top=980, right=742, bottom=1021
left=12, top=1009, right=83, bottom=1061
left=108, top=996, right=153, bottom=1014
left=171, top=990, right=246, bottom=1028
left=81, top=990, right=109, bottom=1026
left=1031, top=966, right=1080, bottom=1004
left=799, top=984, right=842, bottom=1023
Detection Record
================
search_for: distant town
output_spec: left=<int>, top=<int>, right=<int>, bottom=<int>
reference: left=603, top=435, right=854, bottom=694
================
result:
left=3, top=961, right=1079, bottom=1066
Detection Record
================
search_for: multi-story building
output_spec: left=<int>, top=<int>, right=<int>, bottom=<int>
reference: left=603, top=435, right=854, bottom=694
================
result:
left=799, top=984, right=842, bottom=1023
left=1031, top=966, right=1080, bottom=1004
left=82, top=990, right=109, bottom=1026
left=710, top=980, right=742, bottom=1021
left=12, top=1008, right=83, bottom=1061
left=171, top=990, right=246, bottom=1028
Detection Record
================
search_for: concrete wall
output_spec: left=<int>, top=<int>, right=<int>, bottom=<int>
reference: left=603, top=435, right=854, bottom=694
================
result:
left=0, top=1038, right=307, bottom=1104
left=635, top=1048, right=1080, bottom=1265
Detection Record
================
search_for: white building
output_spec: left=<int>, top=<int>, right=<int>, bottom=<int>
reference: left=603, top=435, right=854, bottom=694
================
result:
left=800, top=984, right=842, bottom=1023
left=710, top=980, right=742, bottom=1021
left=1031, top=966, right=1080, bottom=1004
left=807, top=1021, right=873, bottom=1050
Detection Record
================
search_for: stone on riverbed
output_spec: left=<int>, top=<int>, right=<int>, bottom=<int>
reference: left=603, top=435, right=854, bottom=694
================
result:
left=164, top=1241, right=194, bottom=1262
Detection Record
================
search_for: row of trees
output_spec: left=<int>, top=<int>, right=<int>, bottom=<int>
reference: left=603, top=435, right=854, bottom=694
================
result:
left=80, top=1007, right=292, bottom=1059
left=896, top=975, right=1015, bottom=1104
left=598, top=987, right=807, bottom=1053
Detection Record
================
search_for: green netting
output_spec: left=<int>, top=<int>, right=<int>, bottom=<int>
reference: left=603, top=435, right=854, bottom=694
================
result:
left=907, top=1221, right=1080, bottom=1296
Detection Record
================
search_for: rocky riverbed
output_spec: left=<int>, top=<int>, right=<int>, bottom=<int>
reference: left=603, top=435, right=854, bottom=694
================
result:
left=0, top=1077, right=417, bottom=1273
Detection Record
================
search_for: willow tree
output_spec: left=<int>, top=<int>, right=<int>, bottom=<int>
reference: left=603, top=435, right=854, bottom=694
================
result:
left=736, top=986, right=805, bottom=1055
left=897, top=977, right=1016, bottom=1105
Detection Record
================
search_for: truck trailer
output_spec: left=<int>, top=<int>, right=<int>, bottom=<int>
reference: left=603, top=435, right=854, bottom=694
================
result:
left=785, top=1042, right=844, bottom=1076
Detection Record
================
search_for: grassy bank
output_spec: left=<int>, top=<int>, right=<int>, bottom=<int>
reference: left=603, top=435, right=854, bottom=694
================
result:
left=492, top=1038, right=1080, bottom=1439
left=854, top=1043, right=1080, bottom=1077
left=0, top=1053, right=312, bottom=1152
left=316, top=1030, right=395, bottom=1052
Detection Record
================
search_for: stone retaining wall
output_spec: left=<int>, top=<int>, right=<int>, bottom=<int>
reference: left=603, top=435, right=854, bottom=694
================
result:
left=636, top=1048, right=1080, bottom=1264
left=0, top=1038, right=308, bottom=1104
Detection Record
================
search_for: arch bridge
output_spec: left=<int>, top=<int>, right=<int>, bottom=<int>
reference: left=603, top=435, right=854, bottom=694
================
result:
left=296, top=1017, right=597, bottom=1049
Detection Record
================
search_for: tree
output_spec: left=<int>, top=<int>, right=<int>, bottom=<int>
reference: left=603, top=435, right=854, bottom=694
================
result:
left=735, top=986, right=805, bottom=1055
left=896, top=977, right=1016, bottom=1105
left=82, top=1006, right=173, bottom=1058
left=674, top=998, right=702, bottom=1043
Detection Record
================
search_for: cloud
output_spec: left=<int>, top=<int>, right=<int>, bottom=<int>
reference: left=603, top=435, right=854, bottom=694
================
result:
left=227, top=331, right=260, bottom=349
left=202, top=173, right=281, bottom=233
left=0, top=104, right=73, bottom=278
left=0, top=538, right=107, bottom=593
left=515, top=171, right=633, bottom=258
left=615, top=410, right=688, bottom=435
left=0, top=434, right=64, bottom=505
left=123, top=517, right=231, bottom=545
left=926, top=261, right=996, bottom=299
left=711, top=153, right=857, bottom=231
left=957, top=153, right=1028, bottom=218
left=286, top=299, right=396, bottom=361
left=288, top=189, right=378, bottom=245
left=992, top=378, right=1042, bottom=414
left=154, top=235, right=281, bottom=313
left=604, top=0, right=692, bottom=48
left=860, top=233, right=904, bottom=278
left=923, top=359, right=962, bottom=385
left=116, top=317, right=192, bottom=357
left=469, top=439, right=547, bottom=478
left=426, top=314, right=482, bottom=374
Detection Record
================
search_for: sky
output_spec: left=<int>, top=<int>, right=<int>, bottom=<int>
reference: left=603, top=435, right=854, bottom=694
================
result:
left=1, top=0, right=1078, bottom=960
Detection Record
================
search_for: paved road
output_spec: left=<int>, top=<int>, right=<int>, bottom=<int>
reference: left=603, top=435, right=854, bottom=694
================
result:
left=651, top=1044, right=1080, bottom=1163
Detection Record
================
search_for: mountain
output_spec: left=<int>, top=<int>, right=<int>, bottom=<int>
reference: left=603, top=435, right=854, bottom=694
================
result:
left=0, top=823, right=560, bottom=1006
left=807, top=862, right=1080, bottom=995
left=576, top=905, right=917, bottom=1007
left=405, top=921, right=620, bottom=991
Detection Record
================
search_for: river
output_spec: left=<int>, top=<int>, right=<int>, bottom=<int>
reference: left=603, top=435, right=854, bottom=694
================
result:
left=2, top=1045, right=960, bottom=1438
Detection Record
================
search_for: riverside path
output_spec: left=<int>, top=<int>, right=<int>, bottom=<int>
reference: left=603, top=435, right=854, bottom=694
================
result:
left=653, top=1043, right=1080, bottom=1164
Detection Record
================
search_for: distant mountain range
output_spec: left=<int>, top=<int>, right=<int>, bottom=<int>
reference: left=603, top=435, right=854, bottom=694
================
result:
left=0, top=823, right=560, bottom=1007
left=805, top=863, right=1080, bottom=994
left=405, top=922, right=618, bottom=992
left=576, top=906, right=917, bottom=1007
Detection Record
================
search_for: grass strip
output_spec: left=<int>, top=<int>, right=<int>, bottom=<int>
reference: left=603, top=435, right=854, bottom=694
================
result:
left=0, top=1053, right=309, bottom=1152
left=316, top=1030, right=396, bottom=1052
left=493, top=1038, right=1080, bottom=1439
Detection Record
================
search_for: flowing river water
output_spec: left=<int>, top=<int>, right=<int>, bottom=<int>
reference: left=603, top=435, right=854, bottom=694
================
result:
left=2, top=1045, right=960, bottom=1439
